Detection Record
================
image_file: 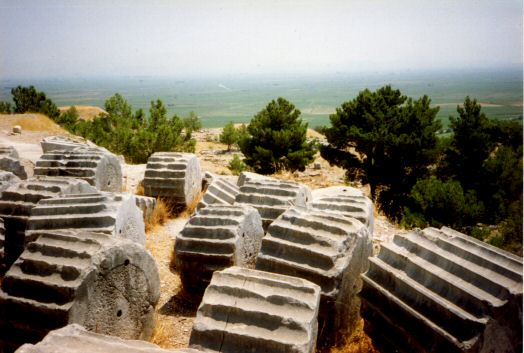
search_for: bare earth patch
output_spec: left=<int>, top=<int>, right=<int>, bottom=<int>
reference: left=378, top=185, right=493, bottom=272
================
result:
left=58, top=105, right=106, bottom=120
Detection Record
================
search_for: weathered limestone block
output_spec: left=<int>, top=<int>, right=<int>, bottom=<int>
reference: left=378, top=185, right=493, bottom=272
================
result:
left=0, top=230, right=160, bottom=352
left=0, top=145, right=34, bottom=180
left=235, top=177, right=311, bottom=230
left=256, top=206, right=370, bottom=345
left=34, top=147, right=123, bottom=192
left=12, top=125, right=22, bottom=134
left=133, top=195, right=157, bottom=222
left=175, top=204, right=264, bottom=292
left=196, top=173, right=239, bottom=211
left=0, top=171, right=20, bottom=193
left=0, top=177, right=96, bottom=272
left=189, top=266, right=321, bottom=353
left=0, top=145, right=19, bottom=158
left=143, top=152, right=202, bottom=208
left=361, top=227, right=523, bottom=353
left=26, top=192, right=146, bottom=246
left=236, top=171, right=270, bottom=187
left=311, top=187, right=374, bottom=257
left=15, top=324, right=202, bottom=353
left=40, top=136, right=86, bottom=153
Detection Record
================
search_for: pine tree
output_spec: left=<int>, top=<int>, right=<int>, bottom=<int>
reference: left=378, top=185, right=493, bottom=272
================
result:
left=219, top=121, right=238, bottom=151
left=239, top=97, right=316, bottom=174
left=321, top=86, right=441, bottom=219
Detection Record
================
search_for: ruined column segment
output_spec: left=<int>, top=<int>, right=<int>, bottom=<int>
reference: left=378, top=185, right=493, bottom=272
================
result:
left=311, top=186, right=374, bottom=258
left=15, top=324, right=202, bottom=353
left=361, top=227, right=523, bottom=353
left=0, top=177, right=96, bottom=273
left=235, top=177, right=311, bottom=231
left=196, top=174, right=239, bottom=211
left=0, top=171, right=20, bottom=193
left=0, top=230, right=160, bottom=352
left=133, top=195, right=157, bottom=222
left=256, top=207, right=370, bottom=345
left=34, top=147, right=122, bottom=192
left=143, top=152, right=201, bottom=208
left=0, top=145, right=33, bottom=180
left=175, top=204, right=264, bottom=292
left=26, top=192, right=146, bottom=246
left=40, top=136, right=86, bottom=153
left=189, top=266, right=321, bottom=353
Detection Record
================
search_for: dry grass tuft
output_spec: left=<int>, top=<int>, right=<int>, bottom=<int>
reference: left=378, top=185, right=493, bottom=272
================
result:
left=135, top=182, right=145, bottom=196
left=179, top=191, right=204, bottom=218
left=13, top=114, right=66, bottom=133
left=145, top=199, right=171, bottom=232
left=326, top=319, right=379, bottom=353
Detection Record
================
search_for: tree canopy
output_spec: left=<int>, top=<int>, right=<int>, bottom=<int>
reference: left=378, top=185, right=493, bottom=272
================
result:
left=11, top=85, right=60, bottom=119
left=239, top=97, right=316, bottom=174
left=321, top=85, right=441, bottom=219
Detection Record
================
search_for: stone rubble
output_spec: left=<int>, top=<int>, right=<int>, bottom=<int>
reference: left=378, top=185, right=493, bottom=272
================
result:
left=189, top=266, right=321, bottom=353
left=175, top=204, right=264, bottom=292
left=0, top=229, right=160, bottom=352
left=361, top=226, right=523, bottom=353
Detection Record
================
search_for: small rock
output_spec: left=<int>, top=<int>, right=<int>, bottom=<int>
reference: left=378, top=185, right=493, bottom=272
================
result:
left=12, top=125, right=22, bottom=134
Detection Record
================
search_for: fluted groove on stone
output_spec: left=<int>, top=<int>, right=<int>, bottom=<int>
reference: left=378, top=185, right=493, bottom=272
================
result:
left=175, top=204, right=264, bottom=292
left=256, top=206, right=370, bottom=345
left=15, top=324, right=202, bottom=353
left=235, top=177, right=311, bottom=230
left=34, top=147, right=123, bottom=192
left=311, top=189, right=374, bottom=258
left=143, top=152, right=201, bottom=207
left=361, top=226, right=523, bottom=353
left=196, top=174, right=239, bottom=211
left=189, top=266, right=321, bottom=353
left=26, top=192, right=146, bottom=246
left=0, top=145, right=33, bottom=180
left=0, top=229, right=160, bottom=352
left=0, top=177, right=96, bottom=272
left=133, top=195, right=157, bottom=222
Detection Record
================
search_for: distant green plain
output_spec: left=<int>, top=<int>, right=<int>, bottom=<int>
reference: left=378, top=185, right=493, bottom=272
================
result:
left=1, top=69, right=521, bottom=128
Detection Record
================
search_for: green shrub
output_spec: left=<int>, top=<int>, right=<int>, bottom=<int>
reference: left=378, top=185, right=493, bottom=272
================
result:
left=11, top=85, right=60, bottom=119
left=219, top=121, right=238, bottom=151
left=228, top=154, right=247, bottom=175
left=182, top=111, right=202, bottom=132
left=0, top=101, right=11, bottom=113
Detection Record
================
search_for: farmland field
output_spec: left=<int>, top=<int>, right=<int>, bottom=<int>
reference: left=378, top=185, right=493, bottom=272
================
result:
left=1, top=68, right=522, bottom=128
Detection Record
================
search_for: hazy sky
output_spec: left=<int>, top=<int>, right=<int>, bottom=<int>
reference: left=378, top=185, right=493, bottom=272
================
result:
left=0, top=0, right=522, bottom=79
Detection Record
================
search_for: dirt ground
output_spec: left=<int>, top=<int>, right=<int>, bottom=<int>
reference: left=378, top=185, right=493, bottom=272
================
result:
left=0, top=117, right=404, bottom=352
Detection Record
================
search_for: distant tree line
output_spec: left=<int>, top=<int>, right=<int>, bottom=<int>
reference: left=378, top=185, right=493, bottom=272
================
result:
left=3, top=85, right=521, bottom=254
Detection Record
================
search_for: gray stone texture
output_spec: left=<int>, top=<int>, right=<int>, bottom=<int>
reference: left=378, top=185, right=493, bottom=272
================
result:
left=40, top=136, right=86, bottom=154
left=189, top=266, right=321, bottom=353
left=133, top=195, right=157, bottom=222
left=16, top=324, right=202, bottom=353
left=34, top=147, right=123, bottom=192
left=361, top=226, right=523, bottom=353
left=236, top=171, right=271, bottom=187
left=175, top=204, right=264, bottom=292
left=235, top=176, right=311, bottom=230
left=0, top=145, right=34, bottom=180
left=256, top=206, right=370, bottom=345
left=26, top=192, right=146, bottom=246
left=196, top=173, right=239, bottom=211
left=311, top=188, right=374, bottom=259
left=0, top=229, right=160, bottom=352
left=143, top=152, right=202, bottom=208
left=0, top=218, right=4, bottom=275
left=0, top=171, right=21, bottom=194
left=0, top=177, right=97, bottom=273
